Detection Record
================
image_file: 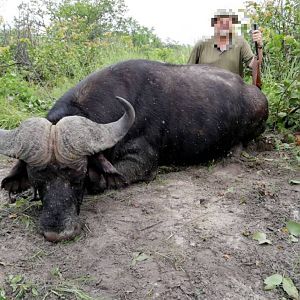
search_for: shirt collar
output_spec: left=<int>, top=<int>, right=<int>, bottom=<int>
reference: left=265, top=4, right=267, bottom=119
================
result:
left=213, top=36, right=235, bottom=51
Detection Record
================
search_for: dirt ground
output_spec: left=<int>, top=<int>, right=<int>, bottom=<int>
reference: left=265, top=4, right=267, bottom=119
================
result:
left=0, top=136, right=299, bottom=300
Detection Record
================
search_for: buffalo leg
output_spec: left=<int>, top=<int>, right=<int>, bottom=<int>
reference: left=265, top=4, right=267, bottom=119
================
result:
left=1, top=160, right=31, bottom=202
left=86, top=154, right=127, bottom=194
left=109, top=137, right=158, bottom=189
left=86, top=138, right=158, bottom=191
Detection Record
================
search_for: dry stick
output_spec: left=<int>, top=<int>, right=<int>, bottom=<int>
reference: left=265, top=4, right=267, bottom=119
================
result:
left=0, top=62, right=22, bottom=68
left=178, top=286, right=193, bottom=300
left=84, top=223, right=92, bottom=233
left=140, top=220, right=163, bottom=231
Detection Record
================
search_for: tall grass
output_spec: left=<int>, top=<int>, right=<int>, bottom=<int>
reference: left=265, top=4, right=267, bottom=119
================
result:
left=0, top=40, right=191, bottom=129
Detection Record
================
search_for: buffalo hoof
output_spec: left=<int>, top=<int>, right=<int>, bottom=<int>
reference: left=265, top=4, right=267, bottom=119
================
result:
left=106, top=173, right=128, bottom=189
left=43, top=223, right=81, bottom=242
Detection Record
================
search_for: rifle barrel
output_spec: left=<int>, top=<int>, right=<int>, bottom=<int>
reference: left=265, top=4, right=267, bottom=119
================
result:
left=253, top=23, right=259, bottom=57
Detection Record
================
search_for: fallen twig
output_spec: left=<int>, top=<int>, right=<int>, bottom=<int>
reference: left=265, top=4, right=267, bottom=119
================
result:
left=140, top=220, right=163, bottom=231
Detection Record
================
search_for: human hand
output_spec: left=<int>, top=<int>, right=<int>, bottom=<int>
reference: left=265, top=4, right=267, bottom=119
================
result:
left=252, top=29, right=263, bottom=47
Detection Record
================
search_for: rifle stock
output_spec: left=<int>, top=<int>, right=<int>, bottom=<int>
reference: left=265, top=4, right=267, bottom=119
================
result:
left=252, top=24, right=262, bottom=89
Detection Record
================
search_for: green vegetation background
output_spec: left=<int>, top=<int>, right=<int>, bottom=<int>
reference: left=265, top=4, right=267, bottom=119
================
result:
left=0, top=0, right=299, bottom=132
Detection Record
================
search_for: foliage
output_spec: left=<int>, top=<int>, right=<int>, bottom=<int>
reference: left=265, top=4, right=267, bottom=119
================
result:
left=252, top=231, right=272, bottom=244
left=6, top=275, right=38, bottom=299
left=0, top=0, right=190, bottom=129
left=0, top=0, right=298, bottom=133
left=264, top=273, right=299, bottom=299
left=286, top=220, right=300, bottom=237
left=246, top=0, right=300, bottom=131
left=1, top=273, right=99, bottom=300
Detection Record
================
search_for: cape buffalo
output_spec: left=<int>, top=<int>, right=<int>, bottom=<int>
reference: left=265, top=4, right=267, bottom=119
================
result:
left=0, top=59, right=268, bottom=242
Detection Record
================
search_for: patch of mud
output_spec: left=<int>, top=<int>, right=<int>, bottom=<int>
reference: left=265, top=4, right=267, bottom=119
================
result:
left=0, top=143, right=299, bottom=300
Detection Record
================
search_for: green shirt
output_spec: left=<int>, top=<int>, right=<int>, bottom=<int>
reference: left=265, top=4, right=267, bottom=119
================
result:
left=188, top=36, right=254, bottom=77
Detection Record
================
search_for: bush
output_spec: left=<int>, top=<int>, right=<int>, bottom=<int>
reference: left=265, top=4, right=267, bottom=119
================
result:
left=0, top=0, right=298, bottom=132
left=246, top=0, right=300, bottom=131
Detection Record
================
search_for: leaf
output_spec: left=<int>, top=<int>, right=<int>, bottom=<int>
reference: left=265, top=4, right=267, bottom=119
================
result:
left=51, top=267, right=63, bottom=279
left=253, top=232, right=266, bottom=240
left=131, top=252, right=149, bottom=266
left=136, top=253, right=149, bottom=261
left=0, top=288, right=7, bottom=300
left=253, top=232, right=272, bottom=245
left=287, top=221, right=300, bottom=237
left=226, top=187, right=234, bottom=193
left=264, top=274, right=283, bottom=290
left=9, top=275, right=23, bottom=284
left=241, top=151, right=251, bottom=158
left=10, top=284, right=18, bottom=293
left=14, top=199, right=27, bottom=208
left=289, top=235, right=299, bottom=243
left=289, top=179, right=300, bottom=185
left=8, top=214, right=18, bottom=219
left=282, top=277, right=299, bottom=300
left=264, top=284, right=276, bottom=291
left=278, top=112, right=287, bottom=118
left=31, top=287, right=39, bottom=297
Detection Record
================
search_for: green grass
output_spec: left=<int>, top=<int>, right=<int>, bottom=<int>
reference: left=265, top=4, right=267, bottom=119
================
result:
left=1, top=272, right=104, bottom=300
left=0, top=42, right=191, bottom=129
left=3, top=37, right=298, bottom=133
left=0, top=97, right=32, bottom=128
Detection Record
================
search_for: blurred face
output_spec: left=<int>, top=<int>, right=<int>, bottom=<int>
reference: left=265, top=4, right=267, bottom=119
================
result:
left=214, top=17, right=233, bottom=37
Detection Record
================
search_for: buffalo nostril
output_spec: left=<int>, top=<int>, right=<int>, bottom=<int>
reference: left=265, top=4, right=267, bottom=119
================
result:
left=73, top=223, right=81, bottom=235
left=43, top=231, right=61, bottom=242
left=43, top=223, right=82, bottom=242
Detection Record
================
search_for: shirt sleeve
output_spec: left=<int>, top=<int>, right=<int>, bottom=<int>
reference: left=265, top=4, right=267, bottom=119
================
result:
left=187, top=41, right=201, bottom=64
left=240, top=38, right=254, bottom=66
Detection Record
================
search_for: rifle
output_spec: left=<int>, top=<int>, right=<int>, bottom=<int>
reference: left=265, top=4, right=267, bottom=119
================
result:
left=252, top=24, right=262, bottom=89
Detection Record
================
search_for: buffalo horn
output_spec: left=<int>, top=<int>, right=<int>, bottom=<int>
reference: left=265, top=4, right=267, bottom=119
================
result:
left=54, top=96, right=135, bottom=166
left=0, top=118, right=52, bottom=166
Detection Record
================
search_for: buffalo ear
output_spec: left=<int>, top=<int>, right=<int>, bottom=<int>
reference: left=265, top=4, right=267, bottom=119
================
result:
left=87, top=154, right=128, bottom=191
left=1, top=160, right=31, bottom=200
left=85, top=166, right=106, bottom=194
left=88, top=154, right=123, bottom=177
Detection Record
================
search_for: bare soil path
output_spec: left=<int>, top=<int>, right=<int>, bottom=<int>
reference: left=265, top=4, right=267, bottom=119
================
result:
left=0, top=138, right=299, bottom=300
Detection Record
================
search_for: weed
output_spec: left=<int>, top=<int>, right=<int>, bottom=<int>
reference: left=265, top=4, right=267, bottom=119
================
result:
left=153, top=250, right=186, bottom=271
left=51, top=267, right=63, bottom=280
left=44, top=285, right=96, bottom=300
left=28, top=249, right=51, bottom=262
left=0, top=288, right=7, bottom=300
left=1, top=198, right=42, bottom=230
left=153, top=175, right=168, bottom=186
left=1, top=273, right=100, bottom=300
left=6, top=275, right=39, bottom=299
